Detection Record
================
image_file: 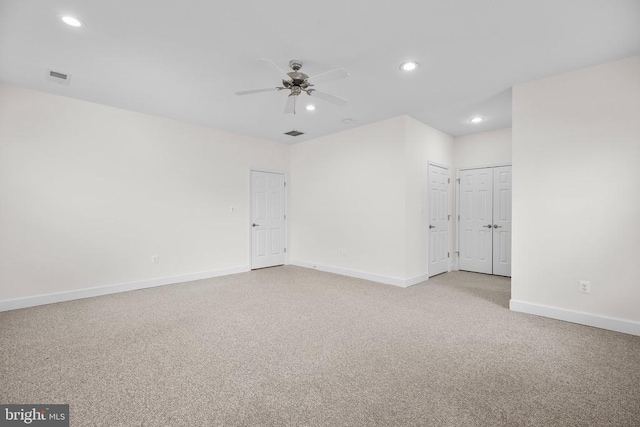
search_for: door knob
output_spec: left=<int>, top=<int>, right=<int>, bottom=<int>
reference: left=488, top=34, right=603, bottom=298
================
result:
left=429, top=225, right=435, bottom=229
left=252, top=223, right=259, bottom=227
left=493, top=224, right=503, bottom=228
left=483, top=224, right=492, bottom=228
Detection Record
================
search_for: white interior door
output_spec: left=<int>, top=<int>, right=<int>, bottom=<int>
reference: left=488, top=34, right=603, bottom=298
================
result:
left=492, top=166, right=512, bottom=276
left=251, top=171, right=285, bottom=269
left=458, top=168, right=493, bottom=274
left=428, top=165, right=450, bottom=277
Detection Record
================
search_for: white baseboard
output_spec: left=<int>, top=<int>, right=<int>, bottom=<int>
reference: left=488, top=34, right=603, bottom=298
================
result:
left=405, top=273, right=430, bottom=287
left=0, top=265, right=250, bottom=312
left=290, top=260, right=428, bottom=288
left=510, top=299, right=640, bottom=336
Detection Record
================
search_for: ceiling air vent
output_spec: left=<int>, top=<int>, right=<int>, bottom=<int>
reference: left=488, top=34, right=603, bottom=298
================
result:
left=284, top=130, right=304, bottom=137
left=46, top=69, right=71, bottom=86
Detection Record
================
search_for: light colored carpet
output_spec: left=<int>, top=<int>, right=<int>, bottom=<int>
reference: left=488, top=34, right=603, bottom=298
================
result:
left=1, top=267, right=639, bottom=426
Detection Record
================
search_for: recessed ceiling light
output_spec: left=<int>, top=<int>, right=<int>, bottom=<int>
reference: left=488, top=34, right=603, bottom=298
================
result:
left=60, top=15, right=84, bottom=27
left=400, top=62, right=419, bottom=71
left=342, top=118, right=354, bottom=124
left=305, top=105, right=316, bottom=111
left=470, top=117, right=484, bottom=124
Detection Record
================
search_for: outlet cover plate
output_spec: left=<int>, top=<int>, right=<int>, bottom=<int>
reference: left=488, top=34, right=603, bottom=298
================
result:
left=579, top=280, right=591, bottom=294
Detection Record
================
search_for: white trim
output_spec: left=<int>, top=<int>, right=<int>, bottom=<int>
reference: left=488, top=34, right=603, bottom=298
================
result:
left=404, top=273, right=431, bottom=287
left=290, top=260, right=428, bottom=288
left=249, top=167, right=288, bottom=175
left=457, top=162, right=512, bottom=171
left=510, top=299, right=640, bottom=336
left=427, top=160, right=449, bottom=170
left=454, top=169, right=460, bottom=271
left=0, top=265, right=250, bottom=313
left=247, top=169, right=252, bottom=268
left=423, top=164, right=430, bottom=276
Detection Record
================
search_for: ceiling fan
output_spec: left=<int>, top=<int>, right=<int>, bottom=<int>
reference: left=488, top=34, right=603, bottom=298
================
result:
left=235, top=59, right=349, bottom=114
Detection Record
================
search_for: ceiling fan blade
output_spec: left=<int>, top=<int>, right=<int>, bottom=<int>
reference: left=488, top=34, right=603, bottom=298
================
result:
left=308, top=90, right=348, bottom=107
left=258, top=58, right=291, bottom=81
left=284, top=94, right=298, bottom=114
left=308, top=68, right=349, bottom=85
left=235, top=87, right=281, bottom=96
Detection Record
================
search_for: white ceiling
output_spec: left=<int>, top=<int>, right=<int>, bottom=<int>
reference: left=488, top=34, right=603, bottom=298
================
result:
left=1, top=0, right=639, bottom=144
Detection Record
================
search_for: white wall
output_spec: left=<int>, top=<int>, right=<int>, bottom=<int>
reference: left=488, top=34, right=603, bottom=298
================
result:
left=289, top=117, right=408, bottom=281
left=0, top=84, right=290, bottom=302
left=454, top=128, right=512, bottom=169
left=511, top=56, right=640, bottom=330
left=289, top=116, right=453, bottom=285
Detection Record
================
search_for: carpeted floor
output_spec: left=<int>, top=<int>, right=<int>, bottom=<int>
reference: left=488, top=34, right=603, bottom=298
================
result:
left=1, top=266, right=639, bottom=426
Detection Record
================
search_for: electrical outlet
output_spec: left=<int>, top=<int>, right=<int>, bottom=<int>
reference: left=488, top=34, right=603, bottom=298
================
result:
left=151, top=255, right=159, bottom=264
left=579, top=280, right=591, bottom=294
left=339, top=248, right=347, bottom=256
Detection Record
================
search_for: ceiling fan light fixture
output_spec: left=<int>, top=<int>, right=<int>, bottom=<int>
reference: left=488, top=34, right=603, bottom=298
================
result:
left=59, top=15, right=85, bottom=27
left=236, top=59, right=349, bottom=114
left=400, top=61, right=419, bottom=71
left=470, top=117, right=484, bottom=124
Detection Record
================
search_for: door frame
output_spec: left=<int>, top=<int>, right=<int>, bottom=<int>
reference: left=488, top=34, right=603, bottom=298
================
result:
left=455, top=163, right=511, bottom=271
left=248, top=168, right=288, bottom=269
left=426, top=161, right=451, bottom=276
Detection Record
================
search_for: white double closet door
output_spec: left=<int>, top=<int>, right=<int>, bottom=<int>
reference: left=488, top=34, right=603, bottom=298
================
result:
left=458, top=166, right=511, bottom=277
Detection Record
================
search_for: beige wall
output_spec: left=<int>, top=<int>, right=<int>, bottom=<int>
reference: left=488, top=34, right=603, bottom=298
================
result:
left=511, top=56, right=640, bottom=324
left=0, top=84, right=290, bottom=301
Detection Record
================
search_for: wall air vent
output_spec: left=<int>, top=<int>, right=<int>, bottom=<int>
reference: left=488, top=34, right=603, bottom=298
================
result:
left=46, top=69, right=71, bottom=86
left=284, top=130, right=304, bottom=137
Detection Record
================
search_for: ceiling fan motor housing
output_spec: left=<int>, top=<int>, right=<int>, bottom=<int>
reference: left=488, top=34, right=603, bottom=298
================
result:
left=286, top=60, right=310, bottom=89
